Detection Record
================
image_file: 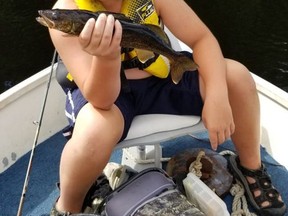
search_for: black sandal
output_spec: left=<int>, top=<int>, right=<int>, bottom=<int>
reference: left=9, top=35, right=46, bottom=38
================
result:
left=229, top=155, right=286, bottom=216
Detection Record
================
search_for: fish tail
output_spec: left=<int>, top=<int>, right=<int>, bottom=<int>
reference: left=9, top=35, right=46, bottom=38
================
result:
left=170, top=54, right=198, bottom=84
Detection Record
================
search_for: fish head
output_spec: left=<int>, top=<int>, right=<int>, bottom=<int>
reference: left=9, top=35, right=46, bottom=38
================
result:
left=36, top=10, right=76, bottom=35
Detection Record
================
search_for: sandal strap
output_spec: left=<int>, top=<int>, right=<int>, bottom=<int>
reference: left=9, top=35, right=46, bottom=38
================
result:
left=253, top=188, right=280, bottom=205
left=230, top=155, right=286, bottom=215
left=237, top=160, right=283, bottom=207
left=239, top=162, right=268, bottom=178
left=247, top=176, right=272, bottom=191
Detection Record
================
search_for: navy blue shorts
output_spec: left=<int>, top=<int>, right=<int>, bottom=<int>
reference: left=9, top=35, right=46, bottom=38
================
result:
left=64, top=70, right=203, bottom=142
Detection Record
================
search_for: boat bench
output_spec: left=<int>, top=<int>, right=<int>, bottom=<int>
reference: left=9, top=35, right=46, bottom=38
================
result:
left=115, top=114, right=205, bottom=168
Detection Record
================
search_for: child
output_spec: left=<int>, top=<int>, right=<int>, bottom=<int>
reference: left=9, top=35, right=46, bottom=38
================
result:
left=48, top=0, right=286, bottom=215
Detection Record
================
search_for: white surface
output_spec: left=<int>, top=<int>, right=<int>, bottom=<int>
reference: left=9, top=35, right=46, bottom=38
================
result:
left=125, top=114, right=201, bottom=140
left=0, top=66, right=67, bottom=173
left=183, top=173, right=230, bottom=216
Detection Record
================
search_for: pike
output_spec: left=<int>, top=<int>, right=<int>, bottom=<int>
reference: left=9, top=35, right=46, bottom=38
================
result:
left=36, top=9, right=198, bottom=84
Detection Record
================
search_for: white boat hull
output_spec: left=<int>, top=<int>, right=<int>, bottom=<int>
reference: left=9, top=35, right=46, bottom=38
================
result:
left=0, top=66, right=68, bottom=173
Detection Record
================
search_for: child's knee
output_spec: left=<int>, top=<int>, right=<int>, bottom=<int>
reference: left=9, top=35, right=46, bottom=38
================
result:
left=226, top=59, right=256, bottom=92
left=73, top=104, right=124, bottom=147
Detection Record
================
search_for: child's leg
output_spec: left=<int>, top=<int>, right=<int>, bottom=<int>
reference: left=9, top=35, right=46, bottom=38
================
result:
left=56, top=103, right=124, bottom=213
left=225, top=59, right=261, bottom=169
left=222, top=59, right=286, bottom=215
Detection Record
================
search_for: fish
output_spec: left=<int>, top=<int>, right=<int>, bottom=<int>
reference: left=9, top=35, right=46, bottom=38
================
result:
left=36, top=9, right=198, bottom=84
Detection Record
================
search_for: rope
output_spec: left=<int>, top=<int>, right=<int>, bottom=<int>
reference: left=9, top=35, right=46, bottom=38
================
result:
left=187, top=149, right=257, bottom=216
left=188, top=150, right=205, bottom=178
left=230, top=179, right=257, bottom=216
left=219, top=150, right=236, bottom=156
left=221, top=150, right=256, bottom=216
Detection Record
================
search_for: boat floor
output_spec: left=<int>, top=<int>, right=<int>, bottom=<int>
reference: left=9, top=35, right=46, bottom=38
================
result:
left=1, top=131, right=288, bottom=216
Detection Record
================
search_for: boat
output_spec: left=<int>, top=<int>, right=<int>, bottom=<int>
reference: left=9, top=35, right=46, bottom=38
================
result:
left=1, top=29, right=287, bottom=216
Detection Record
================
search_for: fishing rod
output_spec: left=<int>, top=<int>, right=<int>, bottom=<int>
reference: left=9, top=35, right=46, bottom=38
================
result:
left=17, top=49, right=57, bottom=216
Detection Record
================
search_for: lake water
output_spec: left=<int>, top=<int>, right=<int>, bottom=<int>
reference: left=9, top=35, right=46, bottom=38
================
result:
left=1, top=0, right=288, bottom=93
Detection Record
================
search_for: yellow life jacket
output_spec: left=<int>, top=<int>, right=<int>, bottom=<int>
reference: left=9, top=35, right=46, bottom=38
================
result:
left=75, top=0, right=170, bottom=78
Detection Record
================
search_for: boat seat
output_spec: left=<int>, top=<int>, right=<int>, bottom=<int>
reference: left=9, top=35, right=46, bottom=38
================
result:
left=114, top=29, right=206, bottom=169
left=115, top=114, right=205, bottom=168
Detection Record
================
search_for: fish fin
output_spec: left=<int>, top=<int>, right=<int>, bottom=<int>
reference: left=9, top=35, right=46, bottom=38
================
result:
left=170, top=54, right=198, bottom=84
left=135, top=49, right=155, bottom=63
left=144, top=24, right=170, bottom=45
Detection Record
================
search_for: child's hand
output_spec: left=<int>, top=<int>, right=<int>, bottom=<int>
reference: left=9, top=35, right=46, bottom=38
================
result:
left=202, top=94, right=235, bottom=150
left=79, top=13, right=122, bottom=59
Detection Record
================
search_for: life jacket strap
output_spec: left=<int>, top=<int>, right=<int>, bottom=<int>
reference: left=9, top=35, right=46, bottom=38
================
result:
left=122, top=54, right=159, bottom=70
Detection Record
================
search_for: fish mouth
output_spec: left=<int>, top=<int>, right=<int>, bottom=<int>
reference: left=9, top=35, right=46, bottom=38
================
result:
left=36, top=10, right=55, bottom=28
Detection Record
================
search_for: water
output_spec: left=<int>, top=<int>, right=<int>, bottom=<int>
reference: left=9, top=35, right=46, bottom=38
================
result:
left=0, top=0, right=55, bottom=93
left=188, top=0, right=288, bottom=92
left=1, top=0, right=288, bottom=93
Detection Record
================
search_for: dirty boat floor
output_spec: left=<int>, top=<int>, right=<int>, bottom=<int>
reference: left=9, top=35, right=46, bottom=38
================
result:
left=1, top=131, right=288, bottom=216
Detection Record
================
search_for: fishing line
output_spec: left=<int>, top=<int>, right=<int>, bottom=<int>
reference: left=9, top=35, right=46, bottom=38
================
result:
left=17, top=49, right=57, bottom=216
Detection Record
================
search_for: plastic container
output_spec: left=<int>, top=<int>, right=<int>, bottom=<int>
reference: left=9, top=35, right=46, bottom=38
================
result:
left=183, top=173, right=230, bottom=216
